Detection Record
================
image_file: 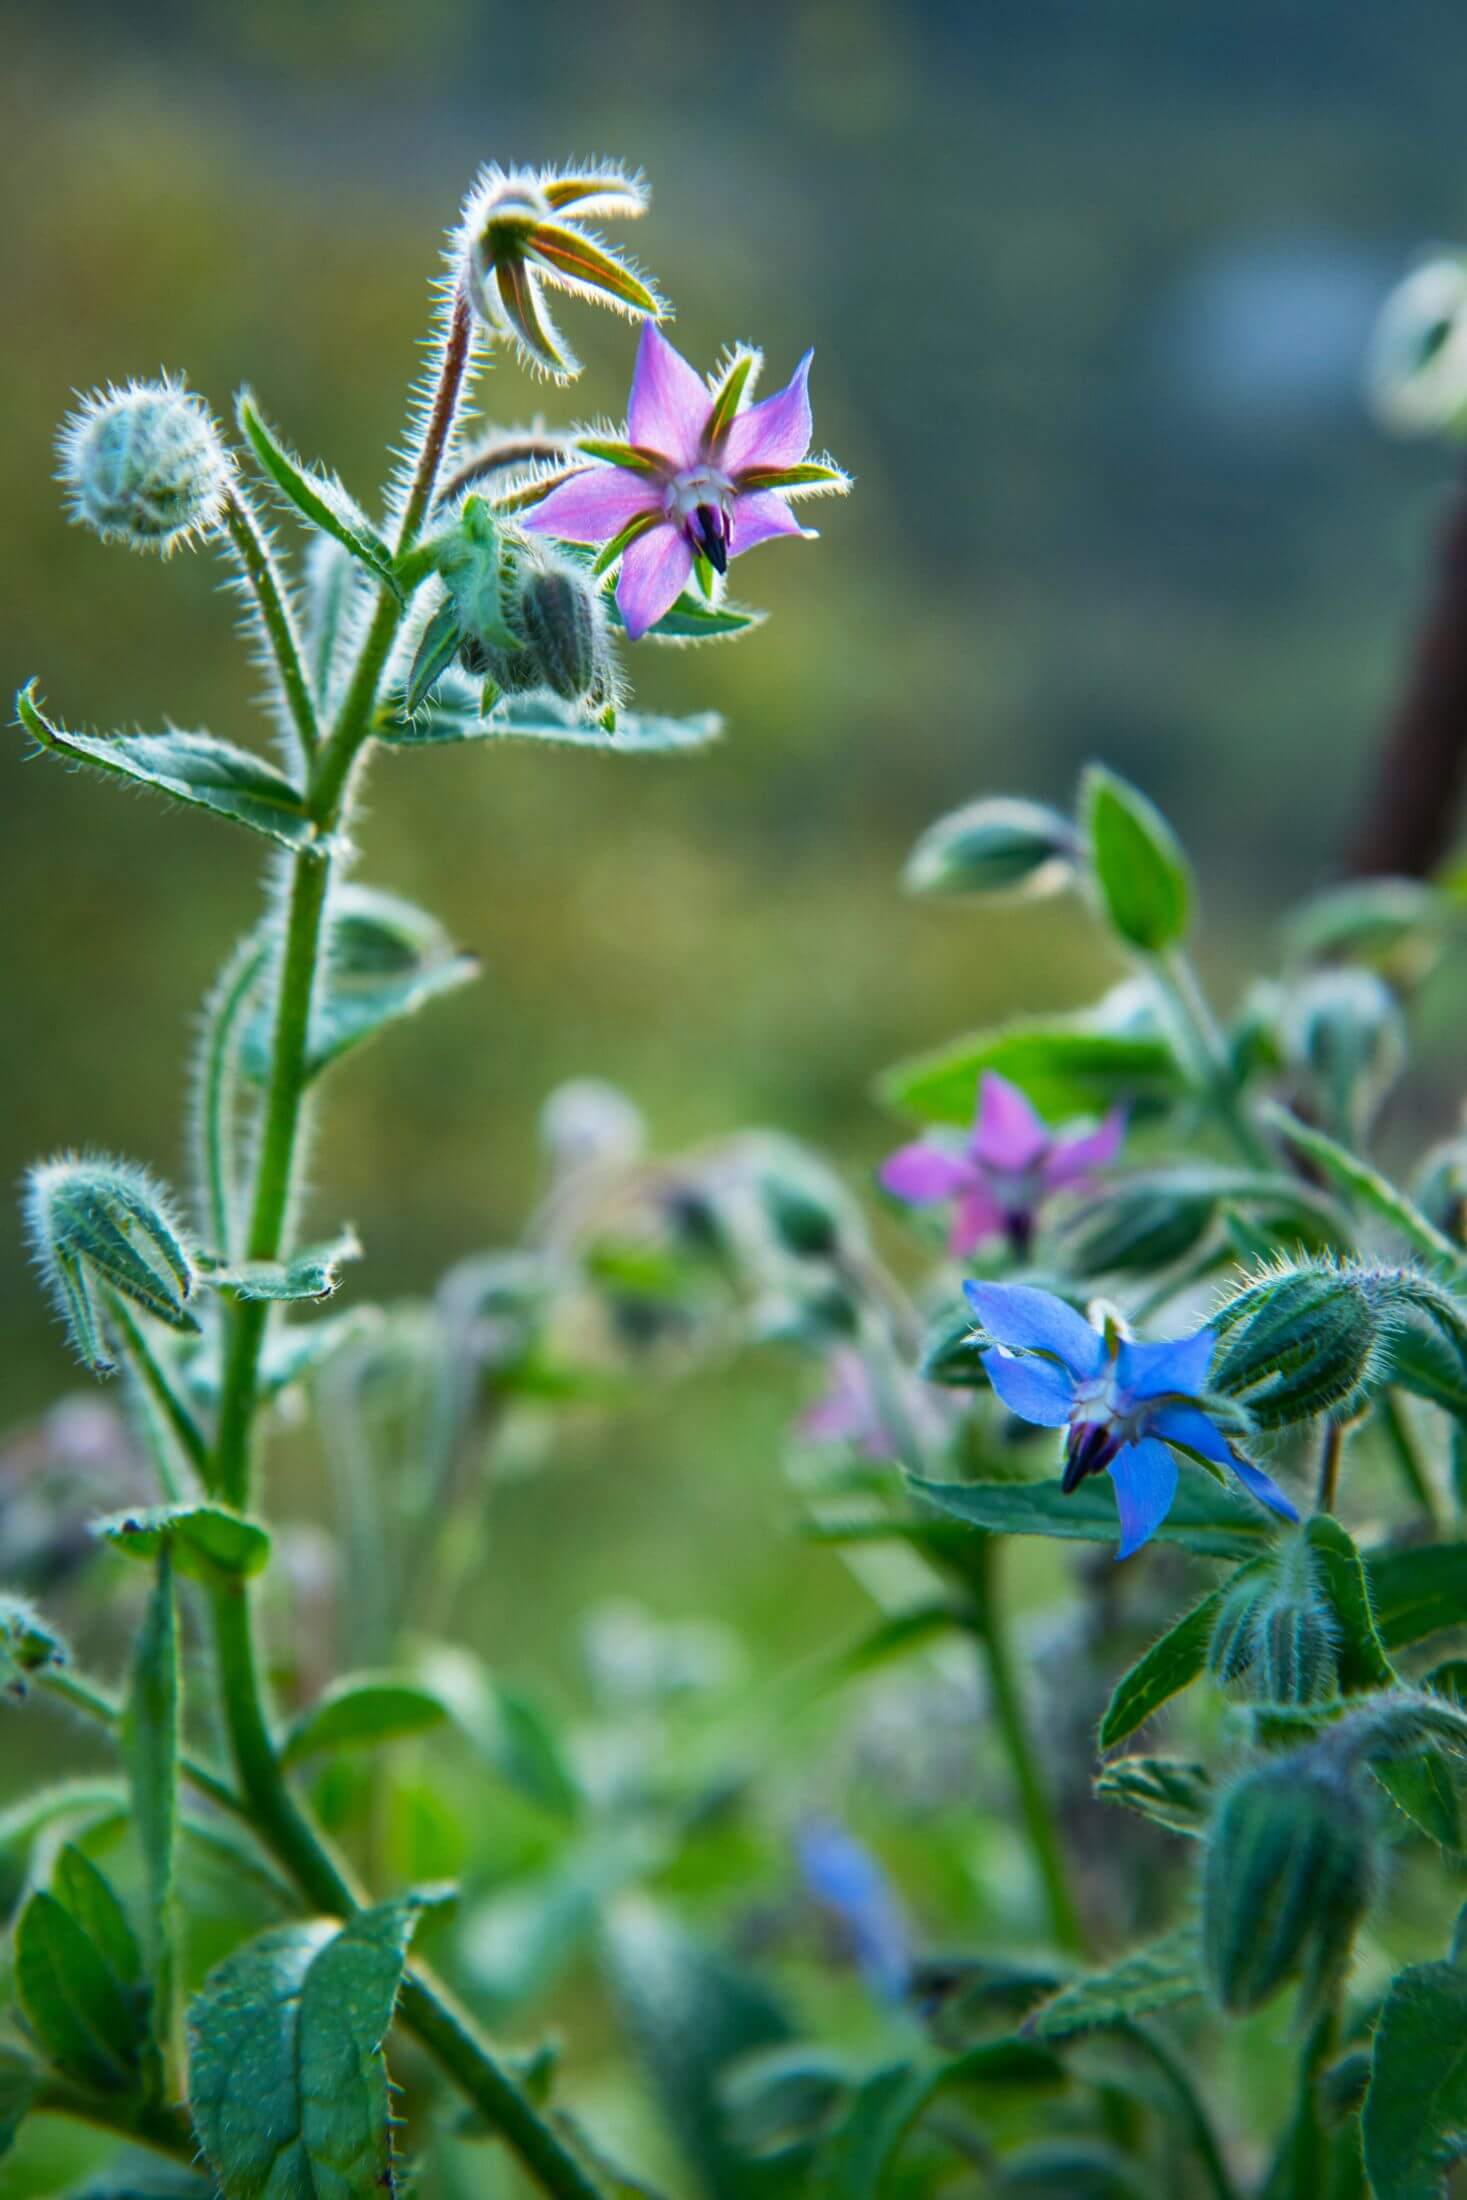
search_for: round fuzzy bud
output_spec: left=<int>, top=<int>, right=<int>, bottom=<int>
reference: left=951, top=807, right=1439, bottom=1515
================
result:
left=1368, top=254, right=1467, bottom=437
left=57, top=378, right=230, bottom=554
left=904, top=797, right=1077, bottom=901
left=1281, top=968, right=1406, bottom=1136
left=540, top=1078, right=645, bottom=1172
left=514, top=558, right=608, bottom=705
left=1204, top=1756, right=1374, bottom=2013
left=1211, top=1267, right=1380, bottom=1429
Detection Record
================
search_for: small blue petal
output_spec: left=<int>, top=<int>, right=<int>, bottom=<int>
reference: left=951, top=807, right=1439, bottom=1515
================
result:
left=1224, top=1447, right=1301, bottom=1524
left=963, top=1281, right=1105, bottom=1376
left=1109, top=1437, right=1178, bottom=1560
left=1149, top=1402, right=1232, bottom=1465
left=1117, top=1326, right=1215, bottom=1403
left=982, top=1347, right=1077, bottom=1427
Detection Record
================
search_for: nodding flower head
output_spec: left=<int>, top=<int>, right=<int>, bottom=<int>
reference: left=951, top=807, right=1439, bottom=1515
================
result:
left=458, top=163, right=665, bottom=382
left=965, top=1280, right=1299, bottom=1560
left=525, top=322, right=850, bottom=639
left=57, top=377, right=231, bottom=555
left=882, top=1071, right=1124, bottom=1258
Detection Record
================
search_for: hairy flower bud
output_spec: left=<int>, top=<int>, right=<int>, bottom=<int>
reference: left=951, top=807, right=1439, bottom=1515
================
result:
left=1281, top=968, right=1406, bottom=1136
left=1208, top=1543, right=1339, bottom=1705
left=1204, top=1755, right=1374, bottom=2013
left=458, top=163, right=662, bottom=381
left=903, top=797, right=1077, bottom=901
left=432, top=504, right=617, bottom=715
left=540, top=1078, right=645, bottom=1172
left=1212, top=1266, right=1380, bottom=1428
left=57, top=378, right=230, bottom=554
left=514, top=561, right=605, bottom=705
left=24, top=1155, right=200, bottom=1375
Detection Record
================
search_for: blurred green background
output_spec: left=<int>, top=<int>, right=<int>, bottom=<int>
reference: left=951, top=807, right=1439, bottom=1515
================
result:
left=5, top=0, right=1467, bottom=1687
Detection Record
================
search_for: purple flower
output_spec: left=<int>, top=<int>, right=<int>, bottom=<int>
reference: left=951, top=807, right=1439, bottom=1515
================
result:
left=965, top=1280, right=1299, bottom=1560
left=525, top=323, right=848, bottom=639
left=796, top=1817, right=911, bottom=2002
left=882, top=1073, right=1125, bottom=1257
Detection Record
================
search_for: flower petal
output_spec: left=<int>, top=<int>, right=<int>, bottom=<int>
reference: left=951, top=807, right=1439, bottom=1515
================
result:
left=729, top=488, right=815, bottom=555
left=950, top=1185, right=1005, bottom=1256
left=626, top=322, right=712, bottom=467
left=1147, top=1402, right=1232, bottom=1466
left=724, top=350, right=814, bottom=473
left=524, top=465, right=661, bottom=546
left=1222, top=1448, right=1300, bottom=1524
left=615, top=524, right=694, bottom=641
left=972, top=1072, right=1050, bottom=1173
left=879, top=1141, right=976, bottom=1205
left=1109, top=1438, right=1179, bottom=1560
left=963, top=1281, right=1105, bottom=1375
left=1042, top=1107, right=1127, bottom=1189
left=1117, top=1326, right=1215, bottom=1403
left=982, top=1347, right=1077, bottom=1427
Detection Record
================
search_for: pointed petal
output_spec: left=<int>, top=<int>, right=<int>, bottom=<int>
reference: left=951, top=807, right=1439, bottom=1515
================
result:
left=729, top=488, right=815, bottom=555
left=615, top=523, right=694, bottom=641
left=1109, top=1438, right=1179, bottom=1560
left=1223, top=1448, right=1300, bottom=1524
left=982, top=1347, right=1077, bottom=1427
left=963, top=1281, right=1105, bottom=1375
left=723, top=350, right=815, bottom=473
left=1147, top=1402, right=1232, bottom=1466
left=950, top=1185, right=1006, bottom=1256
left=879, top=1141, right=976, bottom=1205
left=1043, top=1107, right=1127, bottom=1189
left=1118, top=1327, right=1215, bottom=1403
left=524, top=466, right=661, bottom=545
left=627, top=322, right=712, bottom=467
left=972, top=1072, right=1050, bottom=1172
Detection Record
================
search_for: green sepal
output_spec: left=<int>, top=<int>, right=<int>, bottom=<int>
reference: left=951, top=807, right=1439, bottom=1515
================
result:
left=1305, top=1516, right=1395, bottom=1691
left=237, top=392, right=402, bottom=599
left=25, top=1155, right=199, bottom=1373
left=18, top=684, right=317, bottom=851
left=95, top=1503, right=271, bottom=1581
left=1099, top=1566, right=1268, bottom=1748
left=604, top=589, right=764, bottom=643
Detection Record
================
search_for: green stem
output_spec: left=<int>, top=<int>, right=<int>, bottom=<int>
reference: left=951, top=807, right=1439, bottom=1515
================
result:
left=198, top=932, right=271, bottom=1257
left=105, top=1294, right=209, bottom=1487
left=1153, top=947, right=1268, bottom=1168
left=38, top=1667, right=242, bottom=1815
left=1379, top=1389, right=1443, bottom=1529
left=221, top=490, right=319, bottom=768
left=1317, top=1419, right=1344, bottom=1515
left=965, top=1539, right=1088, bottom=1957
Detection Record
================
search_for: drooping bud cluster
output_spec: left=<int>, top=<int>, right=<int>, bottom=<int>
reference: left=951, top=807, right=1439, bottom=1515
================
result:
left=1203, top=1751, right=1375, bottom=2013
left=418, top=498, right=619, bottom=717
left=1208, top=1536, right=1339, bottom=1704
left=57, top=377, right=231, bottom=554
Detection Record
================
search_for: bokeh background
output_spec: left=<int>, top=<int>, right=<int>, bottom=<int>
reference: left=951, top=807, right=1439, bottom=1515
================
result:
left=4, top=9, right=1467, bottom=2173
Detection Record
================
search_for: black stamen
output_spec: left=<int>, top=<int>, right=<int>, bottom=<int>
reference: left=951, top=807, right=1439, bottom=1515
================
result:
left=691, top=503, right=728, bottom=573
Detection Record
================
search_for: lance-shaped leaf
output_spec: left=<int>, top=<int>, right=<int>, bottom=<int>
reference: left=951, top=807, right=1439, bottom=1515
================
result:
left=881, top=1018, right=1184, bottom=1128
left=1094, top=1756, right=1212, bottom=1837
left=201, top=1226, right=362, bottom=1303
left=381, top=693, right=723, bottom=754
left=1023, top=1921, right=1206, bottom=2040
left=122, top=1547, right=179, bottom=2052
left=1306, top=1516, right=1395, bottom=1691
left=404, top=598, right=462, bottom=712
left=53, top=1845, right=143, bottom=1990
left=241, top=886, right=478, bottom=1085
left=910, top=1473, right=1274, bottom=1562
left=237, top=393, right=402, bottom=599
left=96, top=1503, right=271, bottom=1582
left=1365, top=1544, right=1467, bottom=1651
left=188, top=1893, right=437, bottom=2200
left=1362, top=1937, right=1467, bottom=2199
left=25, top=1156, right=199, bottom=1374
left=1099, top=1569, right=1268, bottom=1748
left=0, top=1595, right=69, bottom=1700
left=1082, top=766, right=1192, bottom=953
left=280, top=1672, right=451, bottom=1767
left=17, top=685, right=317, bottom=850
left=15, top=1888, right=145, bottom=2092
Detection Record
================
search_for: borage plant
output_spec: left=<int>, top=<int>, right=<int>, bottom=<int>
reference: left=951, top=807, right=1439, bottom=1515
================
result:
left=3, top=160, right=847, bottom=2199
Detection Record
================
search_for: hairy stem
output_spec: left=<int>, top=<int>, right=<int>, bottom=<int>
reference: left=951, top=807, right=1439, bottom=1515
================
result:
left=965, top=1539, right=1088, bottom=1958
left=221, top=489, right=319, bottom=769
left=197, top=931, right=271, bottom=1257
left=106, top=1293, right=209, bottom=1486
left=1153, top=947, right=1268, bottom=1168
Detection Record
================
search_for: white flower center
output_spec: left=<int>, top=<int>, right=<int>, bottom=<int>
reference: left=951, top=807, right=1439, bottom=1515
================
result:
left=664, top=464, right=735, bottom=527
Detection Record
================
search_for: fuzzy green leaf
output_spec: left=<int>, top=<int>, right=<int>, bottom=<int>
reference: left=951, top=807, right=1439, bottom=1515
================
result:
left=122, top=1547, right=179, bottom=2045
left=237, top=393, right=402, bottom=599
left=1362, top=1952, right=1467, bottom=2199
left=15, top=1889, right=144, bottom=2092
left=1094, top=1755, right=1212, bottom=1837
left=203, top=1227, right=362, bottom=1303
left=18, top=684, right=317, bottom=850
left=53, top=1845, right=142, bottom=1989
left=1082, top=766, right=1192, bottom=952
left=382, top=694, right=723, bottom=753
left=1100, top=1568, right=1267, bottom=1748
left=881, top=1019, right=1184, bottom=1128
left=187, top=1893, right=436, bottom=2200
left=910, top=1473, right=1274, bottom=1562
left=1024, top=1921, right=1205, bottom=2040
left=1376, top=1750, right=1461, bottom=1849
left=1365, top=1544, right=1467, bottom=1651
left=1306, top=1516, right=1396, bottom=1690
left=280, top=1673, right=451, bottom=1767
left=96, top=1503, right=271, bottom=1581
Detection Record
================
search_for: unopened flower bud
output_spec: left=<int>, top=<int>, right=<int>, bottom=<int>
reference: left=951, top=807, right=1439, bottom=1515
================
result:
left=1281, top=968, right=1405, bottom=1136
left=762, top=1174, right=844, bottom=1262
left=904, top=797, right=1077, bottom=901
left=24, top=1155, right=199, bottom=1375
left=57, top=378, right=230, bottom=554
left=1204, top=1755, right=1374, bottom=2013
left=1212, top=1266, right=1380, bottom=1428
left=540, top=1079, right=645, bottom=1171
left=515, top=560, right=606, bottom=704
left=1368, top=254, right=1467, bottom=437
left=1209, top=1540, right=1339, bottom=1704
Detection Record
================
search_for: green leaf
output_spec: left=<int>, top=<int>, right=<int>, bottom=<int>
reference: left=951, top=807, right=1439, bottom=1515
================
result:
left=202, top=1226, right=362, bottom=1303
left=1376, top=1750, right=1461, bottom=1849
left=237, top=393, right=402, bottom=599
left=95, top=1503, right=271, bottom=1581
left=903, top=796, right=1077, bottom=901
left=1260, top=1103, right=1464, bottom=1271
left=1282, top=877, right=1449, bottom=969
left=1362, top=1953, right=1467, bottom=2199
left=404, top=599, right=462, bottom=712
left=280, top=1673, right=451, bottom=1767
left=605, top=590, right=764, bottom=643
left=17, top=684, right=317, bottom=850
left=817, top=2042, right=1062, bottom=2200
left=1094, top=1755, right=1212, bottom=1837
left=910, top=1473, right=1274, bottom=1562
left=0, top=2050, right=37, bottom=2161
left=1365, top=1544, right=1467, bottom=1651
left=53, top=1845, right=142, bottom=1988
left=1306, top=1516, right=1396, bottom=1691
left=880, top=1018, right=1184, bottom=1128
left=419, top=1648, right=582, bottom=1819
left=15, top=1889, right=143, bottom=2092
left=188, top=1893, right=435, bottom=2200
left=122, top=1546, right=179, bottom=2046
left=1082, top=765, right=1192, bottom=952
left=1023, top=1921, right=1205, bottom=2040
left=382, top=694, right=723, bottom=753
left=1099, top=1574, right=1259, bottom=1748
